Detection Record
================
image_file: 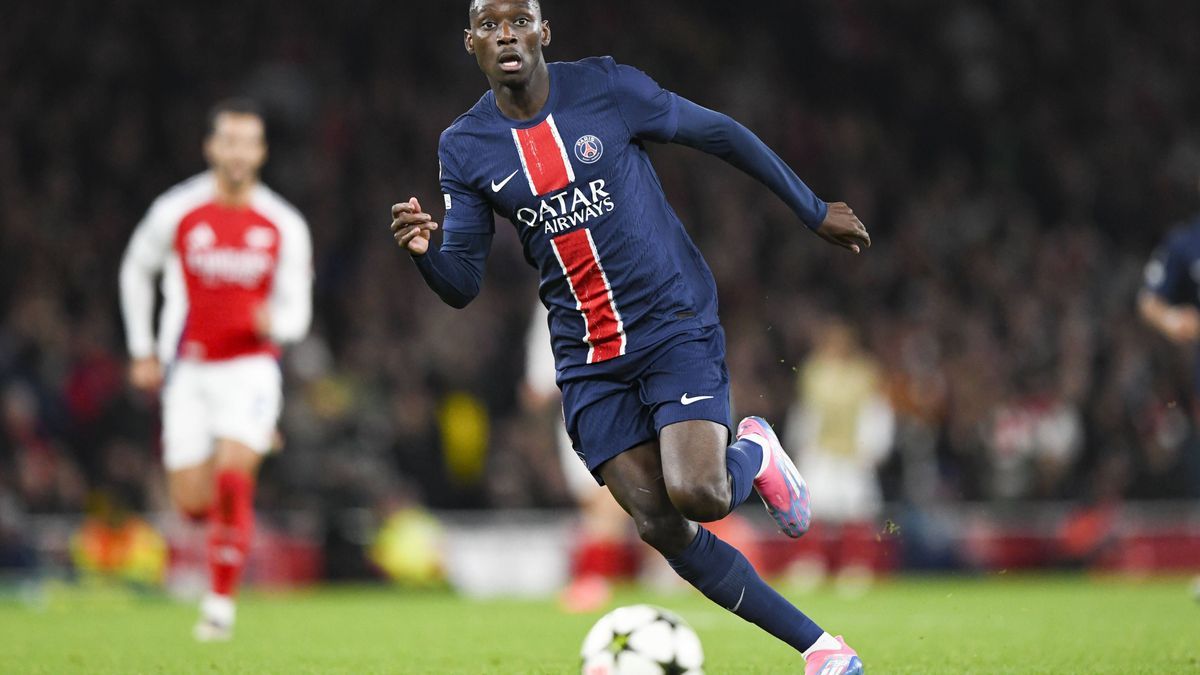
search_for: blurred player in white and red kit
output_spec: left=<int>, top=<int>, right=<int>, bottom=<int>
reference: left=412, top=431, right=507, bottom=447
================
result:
left=119, top=99, right=313, bottom=641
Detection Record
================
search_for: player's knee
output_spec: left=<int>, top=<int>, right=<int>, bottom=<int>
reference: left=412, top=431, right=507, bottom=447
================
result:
left=173, top=493, right=212, bottom=521
left=664, top=481, right=729, bottom=524
left=632, top=512, right=692, bottom=554
left=170, top=479, right=213, bottom=519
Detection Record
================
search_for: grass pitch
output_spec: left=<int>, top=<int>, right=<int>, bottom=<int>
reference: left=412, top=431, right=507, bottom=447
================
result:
left=0, top=575, right=1196, bottom=674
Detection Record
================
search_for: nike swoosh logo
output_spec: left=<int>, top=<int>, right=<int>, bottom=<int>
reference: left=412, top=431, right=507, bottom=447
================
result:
left=728, top=586, right=745, bottom=612
left=680, top=394, right=714, bottom=406
left=491, top=170, right=519, bottom=192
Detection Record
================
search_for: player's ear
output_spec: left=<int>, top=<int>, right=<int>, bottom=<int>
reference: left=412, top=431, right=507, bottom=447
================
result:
left=464, top=29, right=474, bottom=55
left=541, top=20, right=551, bottom=47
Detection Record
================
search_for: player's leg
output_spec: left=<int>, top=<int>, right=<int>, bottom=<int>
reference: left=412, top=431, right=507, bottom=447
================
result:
left=168, top=462, right=216, bottom=520
left=644, top=329, right=859, bottom=672
left=196, top=438, right=264, bottom=640
left=558, top=420, right=632, bottom=613
left=600, top=447, right=857, bottom=672
left=163, top=360, right=216, bottom=520
left=195, top=355, right=282, bottom=641
left=649, top=328, right=810, bottom=536
left=658, top=419, right=762, bottom=522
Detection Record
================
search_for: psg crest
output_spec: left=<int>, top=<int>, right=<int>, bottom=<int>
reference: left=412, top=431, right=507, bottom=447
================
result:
left=574, top=135, right=603, bottom=164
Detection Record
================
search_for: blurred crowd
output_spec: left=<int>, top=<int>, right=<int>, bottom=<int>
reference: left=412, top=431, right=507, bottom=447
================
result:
left=3, top=0, right=1200, bottom=536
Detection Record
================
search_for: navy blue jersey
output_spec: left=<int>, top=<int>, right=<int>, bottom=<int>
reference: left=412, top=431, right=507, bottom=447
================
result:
left=1144, top=216, right=1200, bottom=307
left=438, top=57, right=718, bottom=370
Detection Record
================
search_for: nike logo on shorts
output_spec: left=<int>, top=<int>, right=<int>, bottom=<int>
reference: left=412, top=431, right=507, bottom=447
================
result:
left=491, top=170, right=519, bottom=192
left=680, top=393, right=714, bottom=405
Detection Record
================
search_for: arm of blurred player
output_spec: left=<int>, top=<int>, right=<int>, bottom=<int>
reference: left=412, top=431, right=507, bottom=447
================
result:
left=1139, top=234, right=1200, bottom=344
left=119, top=199, right=175, bottom=392
left=261, top=208, right=313, bottom=344
left=392, top=197, right=494, bottom=309
left=1139, top=292, right=1200, bottom=344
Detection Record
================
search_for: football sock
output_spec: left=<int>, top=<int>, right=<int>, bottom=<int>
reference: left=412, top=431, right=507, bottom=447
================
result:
left=208, top=470, right=255, bottom=598
left=667, top=527, right=824, bottom=653
left=725, top=437, right=765, bottom=513
left=802, top=632, right=843, bottom=659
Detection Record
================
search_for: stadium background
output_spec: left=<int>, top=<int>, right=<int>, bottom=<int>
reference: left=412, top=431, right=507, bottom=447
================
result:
left=3, top=0, right=1200, bottom=591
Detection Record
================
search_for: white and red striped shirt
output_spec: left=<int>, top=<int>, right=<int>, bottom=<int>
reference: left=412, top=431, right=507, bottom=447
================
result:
left=119, top=172, right=312, bottom=364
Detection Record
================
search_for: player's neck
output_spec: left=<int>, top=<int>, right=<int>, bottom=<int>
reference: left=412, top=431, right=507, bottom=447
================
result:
left=213, top=175, right=258, bottom=207
left=492, top=64, right=550, bottom=121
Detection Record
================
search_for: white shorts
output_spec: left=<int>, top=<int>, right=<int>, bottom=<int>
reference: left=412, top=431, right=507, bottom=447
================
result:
left=161, top=354, right=282, bottom=471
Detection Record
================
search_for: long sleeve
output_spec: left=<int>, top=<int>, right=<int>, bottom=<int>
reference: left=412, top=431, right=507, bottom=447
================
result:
left=412, top=230, right=493, bottom=309
left=119, top=200, right=174, bottom=359
left=671, top=98, right=828, bottom=230
left=267, top=212, right=314, bottom=344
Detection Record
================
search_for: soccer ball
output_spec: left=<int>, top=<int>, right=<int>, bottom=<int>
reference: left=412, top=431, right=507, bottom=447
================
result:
left=580, top=604, right=704, bottom=675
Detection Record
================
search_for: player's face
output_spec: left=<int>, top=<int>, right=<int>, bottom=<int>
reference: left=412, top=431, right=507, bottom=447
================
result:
left=204, top=112, right=266, bottom=187
left=465, top=0, right=550, bottom=85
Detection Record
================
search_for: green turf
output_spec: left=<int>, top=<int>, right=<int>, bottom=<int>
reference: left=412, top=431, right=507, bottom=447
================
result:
left=0, top=575, right=1197, bottom=673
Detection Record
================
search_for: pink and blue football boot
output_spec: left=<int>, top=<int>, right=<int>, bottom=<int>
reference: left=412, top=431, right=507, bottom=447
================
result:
left=804, top=636, right=864, bottom=675
left=737, top=416, right=812, bottom=538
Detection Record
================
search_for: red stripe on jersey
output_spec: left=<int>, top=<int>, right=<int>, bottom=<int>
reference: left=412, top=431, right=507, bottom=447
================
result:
left=512, top=114, right=575, bottom=196
left=550, top=228, right=625, bottom=363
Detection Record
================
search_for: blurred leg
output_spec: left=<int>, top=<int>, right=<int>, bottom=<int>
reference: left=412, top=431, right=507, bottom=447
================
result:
left=168, top=461, right=215, bottom=520
left=207, top=439, right=262, bottom=597
left=195, top=439, right=264, bottom=639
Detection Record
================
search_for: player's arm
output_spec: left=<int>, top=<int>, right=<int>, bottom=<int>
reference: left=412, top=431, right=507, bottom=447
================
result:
left=1132, top=234, right=1200, bottom=343
left=118, top=200, right=173, bottom=392
left=262, top=211, right=314, bottom=344
left=1138, top=237, right=1199, bottom=344
left=393, top=198, right=494, bottom=309
left=671, top=100, right=867, bottom=252
left=610, top=62, right=868, bottom=253
left=1138, top=293, right=1200, bottom=344
left=393, top=140, right=496, bottom=309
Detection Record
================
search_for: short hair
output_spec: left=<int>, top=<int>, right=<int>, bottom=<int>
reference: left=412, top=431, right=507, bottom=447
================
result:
left=468, top=0, right=541, bottom=21
left=206, top=97, right=265, bottom=136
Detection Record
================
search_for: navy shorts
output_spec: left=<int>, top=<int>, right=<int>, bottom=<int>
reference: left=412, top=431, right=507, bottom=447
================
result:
left=559, top=326, right=733, bottom=484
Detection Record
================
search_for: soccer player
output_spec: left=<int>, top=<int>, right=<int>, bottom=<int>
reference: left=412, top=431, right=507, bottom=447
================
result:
left=786, top=319, right=893, bottom=591
left=393, top=2, right=868, bottom=672
left=1140, top=201, right=1200, bottom=601
left=119, top=99, right=313, bottom=641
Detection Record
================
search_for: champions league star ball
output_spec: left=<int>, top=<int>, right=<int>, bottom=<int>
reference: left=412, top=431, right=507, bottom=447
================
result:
left=580, top=605, right=704, bottom=675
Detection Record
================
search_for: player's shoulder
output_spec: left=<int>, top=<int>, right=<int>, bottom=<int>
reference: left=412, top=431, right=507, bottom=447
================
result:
left=252, top=183, right=308, bottom=232
left=1159, top=215, right=1200, bottom=251
left=151, top=171, right=216, bottom=214
left=554, top=55, right=620, bottom=77
left=440, top=91, right=498, bottom=148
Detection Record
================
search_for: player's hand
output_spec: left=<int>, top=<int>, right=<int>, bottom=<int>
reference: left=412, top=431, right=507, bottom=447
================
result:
left=815, top=202, right=871, bottom=254
left=1162, top=306, right=1200, bottom=344
left=253, top=305, right=272, bottom=340
left=129, top=356, right=163, bottom=393
left=391, top=197, right=439, bottom=256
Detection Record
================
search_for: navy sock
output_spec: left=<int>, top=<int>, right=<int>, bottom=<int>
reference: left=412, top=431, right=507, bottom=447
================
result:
left=667, top=527, right=823, bottom=653
left=725, top=438, right=764, bottom=513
